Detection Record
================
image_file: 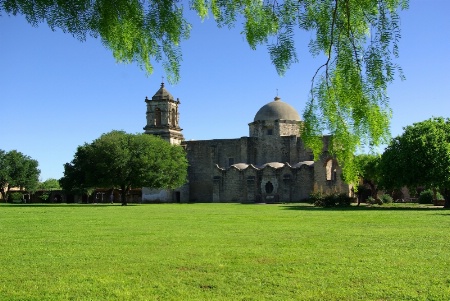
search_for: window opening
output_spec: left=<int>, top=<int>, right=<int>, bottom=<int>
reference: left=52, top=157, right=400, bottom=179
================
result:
left=326, top=160, right=333, bottom=181
left=265, top=181, right=274, bottom=194
left=155, top=108, right=161, bottom=126
left=171, top=108, right=176, bottom=127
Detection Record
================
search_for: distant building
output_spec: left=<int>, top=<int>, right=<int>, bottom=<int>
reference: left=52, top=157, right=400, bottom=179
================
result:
left=142, top=83, right=350, bottom=203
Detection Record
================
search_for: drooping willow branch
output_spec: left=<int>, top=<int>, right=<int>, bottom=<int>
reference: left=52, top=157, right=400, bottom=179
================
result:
left=310, top=0, right=339, bottom=98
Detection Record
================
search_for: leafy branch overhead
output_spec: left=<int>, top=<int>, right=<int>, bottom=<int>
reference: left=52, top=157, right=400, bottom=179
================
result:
left=1, top=0, right=191, bottom=83
left=1, top=0, right=408, bottom=186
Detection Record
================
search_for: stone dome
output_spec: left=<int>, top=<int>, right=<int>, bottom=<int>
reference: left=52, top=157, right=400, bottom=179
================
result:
left=253, top=97, right=301, bottom=122
left=151, top=83, right=174, bottom=101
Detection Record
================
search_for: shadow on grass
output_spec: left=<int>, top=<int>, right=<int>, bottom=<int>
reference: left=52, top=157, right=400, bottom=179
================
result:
left=0, top=203, right=136, bottom=208
left=280, top=203, right=448, bottom=211
left=2, top=202, right=449, bottom=213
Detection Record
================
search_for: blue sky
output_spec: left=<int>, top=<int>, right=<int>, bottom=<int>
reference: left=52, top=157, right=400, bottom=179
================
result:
left=1, top=0, right=449, bottom=181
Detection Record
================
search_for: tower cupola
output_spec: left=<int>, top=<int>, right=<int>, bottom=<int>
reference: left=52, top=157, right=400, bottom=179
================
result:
left=143, top=82, right=184, bottom=145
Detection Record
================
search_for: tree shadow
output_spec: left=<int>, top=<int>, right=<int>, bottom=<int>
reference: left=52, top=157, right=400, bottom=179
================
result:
left=280, top=204, right=448, bottom=212
left=0, top=203, right=135, bottom=208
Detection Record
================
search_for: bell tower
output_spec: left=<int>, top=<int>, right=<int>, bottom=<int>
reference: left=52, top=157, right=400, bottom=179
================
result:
left=143, top=82, right=184, bottom=145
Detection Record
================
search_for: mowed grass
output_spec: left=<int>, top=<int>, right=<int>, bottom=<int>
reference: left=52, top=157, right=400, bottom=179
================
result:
left=1, top=203, right=450, bottom=300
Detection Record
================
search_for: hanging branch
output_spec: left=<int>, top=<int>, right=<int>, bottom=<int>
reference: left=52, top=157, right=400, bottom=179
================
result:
left=311, top=0, right=339, bottom=97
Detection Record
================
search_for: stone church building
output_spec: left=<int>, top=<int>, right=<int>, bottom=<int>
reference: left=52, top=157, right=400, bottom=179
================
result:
left=143, top=83, right=350, bottom=203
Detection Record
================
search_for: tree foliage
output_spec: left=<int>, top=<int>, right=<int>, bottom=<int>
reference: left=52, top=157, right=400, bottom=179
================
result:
left=355, top=154, right=380, bottom=184
left=1, top=0, right=409, bottom=185
left=38, top=178, right=61, bottom=202
left=0, top=149, right=40, bottom=201
left=38, top=178, right=61, bottom=190
left=379, top=117, right=450, bottom=207
left=60, top=131, right=188, bottom=205
left=1, top=0, right=190, bottom=83
left=354, top=153, right=380, bottom=204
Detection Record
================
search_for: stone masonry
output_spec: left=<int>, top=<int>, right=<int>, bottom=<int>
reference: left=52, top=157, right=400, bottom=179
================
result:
left=143, top=85, right=350, bottom=202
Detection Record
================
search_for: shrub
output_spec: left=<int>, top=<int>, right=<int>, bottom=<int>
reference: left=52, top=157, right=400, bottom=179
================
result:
left=334, top=193, right=353, bottom=207
left=39, top=192, right=50, bottom=202
left=9, top=192, right=23, bottom=203
left=380, top=194, right=393, bottom=204
left=418, top=190, right=434, bottom=204
left=367, top=196, right=382, bottom=205
left=309, top=192, right=323, bottom=205
left=312, top=193, right=352, bottom=208
left=321, top=194, right=338, bottom=207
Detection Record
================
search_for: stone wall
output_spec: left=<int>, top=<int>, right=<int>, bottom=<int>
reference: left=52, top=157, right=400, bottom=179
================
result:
left=183, top=131, right=349, bottom=202
left=183, top=138, right=252, bottom=201
left=313, top=153, right=351, bottom=196
left=248, top=120, right=301, bottom=138
left=212, top=162, right=315, bottom=203
left=278, top=121, right=301, bottom=136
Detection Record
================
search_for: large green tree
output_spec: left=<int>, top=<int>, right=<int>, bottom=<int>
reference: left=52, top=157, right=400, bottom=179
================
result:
left=0, top=149, right=40, bottom=201
left=379, top=117, right=450, bottom=208
left=1, top=0, right=408, bottom=185
left=60, top=131, right=188, bottom=205
left=354, top=154, right=381, bottom=205
left=59, top=160, right=95, bottom=201
left=38, top=178, right=61, bottom=190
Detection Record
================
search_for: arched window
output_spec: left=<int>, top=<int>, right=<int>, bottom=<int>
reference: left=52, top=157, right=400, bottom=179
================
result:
left=326, top=159, right=333, bottom=181
left=265, top=181, right=274, bottom=194
left=155, top=108, right=161, bottom=126
left=171, top=108, right=176, bottom=127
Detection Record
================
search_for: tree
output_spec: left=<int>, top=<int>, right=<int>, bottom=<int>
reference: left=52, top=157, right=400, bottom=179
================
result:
left=60, top=131, right=188, bottom=205
left=1, top=0, right=408, bottom=186
left=355, top=154, right=381, bottom=205
left=0, top=149, right=40, bottom=201
left=379, top=117, right=450, bottom=208
left=37, top=178, right=61, bottom=202
left=38, top=178, right=61, bottom=190
left=59, top=160, right=94, bottom=201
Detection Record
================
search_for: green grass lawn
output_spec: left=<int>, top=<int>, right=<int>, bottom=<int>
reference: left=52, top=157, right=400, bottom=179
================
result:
left=0, top=203, right=449, bottom=300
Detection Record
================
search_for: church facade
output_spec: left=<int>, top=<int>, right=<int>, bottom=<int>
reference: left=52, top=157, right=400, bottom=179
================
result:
left=143, top=83, right=350, bottom=203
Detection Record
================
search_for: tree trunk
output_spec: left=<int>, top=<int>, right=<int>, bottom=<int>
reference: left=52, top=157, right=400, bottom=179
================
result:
left=370, top=183, right=378, bottom=199
left=121, top=185, right=128, bottom=206
left=1, top=186, right=11, bottom=203
left=444, top=188, right=450, bottom=209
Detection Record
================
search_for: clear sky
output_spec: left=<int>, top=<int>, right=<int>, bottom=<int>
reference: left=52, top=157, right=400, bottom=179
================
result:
left=1, top=0, right=449, bottom=181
